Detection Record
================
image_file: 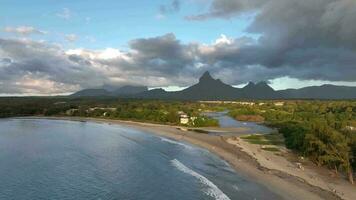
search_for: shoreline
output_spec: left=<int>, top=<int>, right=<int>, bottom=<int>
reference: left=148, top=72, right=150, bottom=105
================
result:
left=13, top=116, right=345, bottom=200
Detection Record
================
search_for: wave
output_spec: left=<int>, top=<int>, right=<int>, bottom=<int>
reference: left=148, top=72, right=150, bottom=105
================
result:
left=232, top=185, right=240, bottom=191
left=171, top=159, right=231, bottom=200
left=160, top=137, right=193, bottom=150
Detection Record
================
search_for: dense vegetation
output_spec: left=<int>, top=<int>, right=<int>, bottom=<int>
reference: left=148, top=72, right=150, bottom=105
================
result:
left=228, top=101, right=356, bottom=184
left=0, top=97, right=218, bottom=127
left=1, top=97, right=355, bottom=183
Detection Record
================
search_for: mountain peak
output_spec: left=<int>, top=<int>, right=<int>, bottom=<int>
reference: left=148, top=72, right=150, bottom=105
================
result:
left=244, top=81, right=274, bottom=92
left=199, top=71, right=213, bottom=83
left=256, top=81, right=274, bottom=91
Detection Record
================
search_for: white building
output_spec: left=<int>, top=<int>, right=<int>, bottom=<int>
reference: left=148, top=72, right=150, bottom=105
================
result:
left=66, top=109, right=78, bottom=115
left=237, top=101, right=255, bottom=105
left=274, top=102, right=284, bottom=106
left=346, top=126, right=356, bottom=131
left=89, top=107, right=117, bottom=112
left=180, top=114, right=189, bottom=124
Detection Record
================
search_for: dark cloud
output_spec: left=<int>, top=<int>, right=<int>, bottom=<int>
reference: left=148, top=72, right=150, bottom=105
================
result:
left=2, top=1, right=356, bottom=96
left=129, top=33, right=193, bottom=74
left=0, top=38, right=106, bottom=94
left=0, top=35, right=199, bottom=94
left=0, top=33, right=273, bottom=94
left=185, top=0, right=356, bottom=82
left=186, top=0, right=264, bottom=20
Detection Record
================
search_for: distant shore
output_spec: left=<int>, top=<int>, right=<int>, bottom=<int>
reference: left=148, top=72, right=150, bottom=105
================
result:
left=16, top=116, right=347, bottom=200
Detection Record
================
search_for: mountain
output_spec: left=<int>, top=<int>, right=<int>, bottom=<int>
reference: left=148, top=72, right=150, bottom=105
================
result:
left=241, top=81, right=277, bottom=99
left=70, top=89, right=111, bottom=97
left=71, top=72, right=356, bottom=100
left=71, top=85, right=148, bottom=97
left=137, top=72, right=281, bottom=100
left=135, top=88, right=170, bottom=99
left=137, top=72, right=356, bottom=100
left=112, top=86, right=148, bottom=96
left=278, top=84, right=356, bottom=99
left=174, top=71, right=239, bottom=100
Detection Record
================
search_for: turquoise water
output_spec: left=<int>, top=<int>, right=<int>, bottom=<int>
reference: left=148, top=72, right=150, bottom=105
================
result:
left=0, top=119, right=280, bottom=200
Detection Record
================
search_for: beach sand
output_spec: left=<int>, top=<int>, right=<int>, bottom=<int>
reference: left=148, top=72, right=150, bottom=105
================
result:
left=26, top=117, right=356, bottom=200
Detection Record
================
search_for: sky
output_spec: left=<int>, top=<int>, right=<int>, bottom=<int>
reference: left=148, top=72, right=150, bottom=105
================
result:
left=1, top=0, right=356, bottom=95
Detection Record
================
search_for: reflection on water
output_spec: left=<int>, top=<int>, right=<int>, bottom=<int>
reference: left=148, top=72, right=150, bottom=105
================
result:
left=204, top=111, right=274, bottom=134
left=0, top=118, right=280, bottom=200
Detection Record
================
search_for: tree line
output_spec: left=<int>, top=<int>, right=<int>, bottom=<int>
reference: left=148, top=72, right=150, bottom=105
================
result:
left=228, top=101, right=356, bottom=184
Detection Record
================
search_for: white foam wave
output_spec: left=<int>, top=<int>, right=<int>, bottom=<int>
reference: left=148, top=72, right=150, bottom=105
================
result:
left=171, top=159, right=231, bottom=200
left=160, top=137, right=193, bottom=149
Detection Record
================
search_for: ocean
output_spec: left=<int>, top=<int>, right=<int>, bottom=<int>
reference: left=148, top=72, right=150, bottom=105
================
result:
left=0, top=119, right=279, bottom=200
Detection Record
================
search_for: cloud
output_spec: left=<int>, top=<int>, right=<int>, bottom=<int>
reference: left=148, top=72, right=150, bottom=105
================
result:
left=0, top=34, right=293, bottom=95
left=186, top=0, right=263, bottom=20
left=0, top=38, right=103, bottom=94
left=65, top=34, right=78, bottom=42
left=184, top=0, right=356, bottom=82
left=1, top=23, right=356, bottom=95
left=57, top=8, right=72, bottom=20
left=159, top=0, right=181, bottom=16
left=3, top=26, right=47, bottom=35
left=0, top=35, right=194, bottom=95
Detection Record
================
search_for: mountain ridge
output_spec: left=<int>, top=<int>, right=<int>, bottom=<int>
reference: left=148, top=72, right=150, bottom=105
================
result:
left=71, top=85, right=148, bottom=97
left=71, top=71, right=356, bottom=100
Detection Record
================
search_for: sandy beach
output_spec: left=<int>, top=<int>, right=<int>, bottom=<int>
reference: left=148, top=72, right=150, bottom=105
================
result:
left=25, top=117, right=356, bottom=200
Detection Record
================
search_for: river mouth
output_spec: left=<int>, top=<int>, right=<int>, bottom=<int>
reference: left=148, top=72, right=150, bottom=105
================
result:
left=203, top=111, right=275, bottom=135
left=0, top=118, right=280, bottom=200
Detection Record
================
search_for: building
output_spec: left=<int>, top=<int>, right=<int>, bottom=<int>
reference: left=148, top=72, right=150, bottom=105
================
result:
left=237, top=101, right=255, bottom=105
left=346, top=126, right=356, bottom=131
left=274, top=102, right=284, bottom=106
left=177, top=111, right=185, bottom=115
left=198, top=101, right=255, bottom=105
left=88, top=107, right=117, bottom=112
left=190, top=117, right=197, bottom=125
left=66, top=109, right=78, bottom=115
left=180, top=114, right=189, bottom=124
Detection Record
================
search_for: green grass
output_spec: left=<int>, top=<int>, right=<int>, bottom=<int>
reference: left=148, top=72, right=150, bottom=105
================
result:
left=261, top=147, right=280, bottom=152
left=244, top=139, right=273, bottom=145
left=241, top=133, right=284, bottom=146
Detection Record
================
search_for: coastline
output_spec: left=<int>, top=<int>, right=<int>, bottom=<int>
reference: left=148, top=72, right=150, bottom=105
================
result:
left=14, top=116, right=347, bottom=200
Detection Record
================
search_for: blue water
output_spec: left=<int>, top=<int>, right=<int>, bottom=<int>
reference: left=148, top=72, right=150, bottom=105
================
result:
left=204, top=112, right=274, bottom=134
left=0, top=119, right=280, bottom=200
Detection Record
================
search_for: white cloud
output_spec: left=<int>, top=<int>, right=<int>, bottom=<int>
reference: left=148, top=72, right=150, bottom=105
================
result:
left=65, top=34, right=78, bottom=42
left=3, top=26, right=47, bottom=35
left=66, top=48, right=132, bottom=62
left=214, top=34, right=233, bottom=45
left=1, top=30, right=356, bottom=95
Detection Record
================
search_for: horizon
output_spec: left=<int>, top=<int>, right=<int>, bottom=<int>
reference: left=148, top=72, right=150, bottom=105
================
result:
left=1, top=0, right=356, bottom=96
left=1, top=70, right=356, bottom=97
